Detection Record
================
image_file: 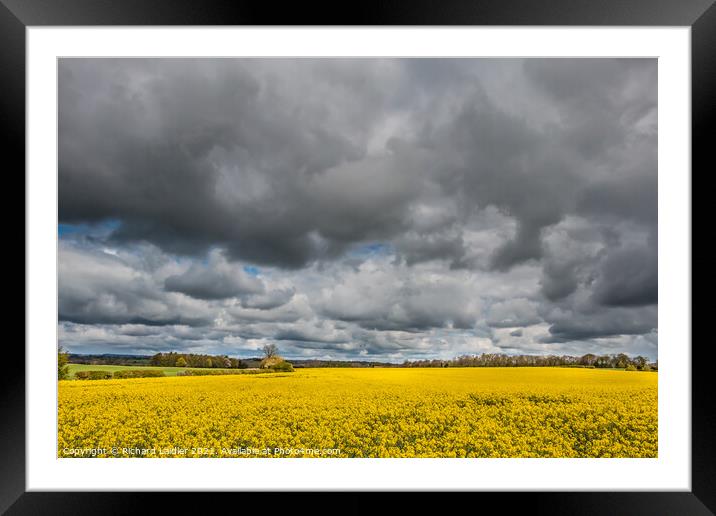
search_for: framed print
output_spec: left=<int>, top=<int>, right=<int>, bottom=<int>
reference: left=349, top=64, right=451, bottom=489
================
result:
left=5, top=0, right=713, bottom=513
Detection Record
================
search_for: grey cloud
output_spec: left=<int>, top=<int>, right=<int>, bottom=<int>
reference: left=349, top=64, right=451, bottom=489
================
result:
left=538, top=218, right=606, bottom=302
left=58, top=243, right=214, bottom=326
left=241, top=288, right=295, bottom=310
left=317, top=264, right=482, bottom=332
left=225, top=294, right=313, bottom=324
left=164, top=252, right=264, bottom=300
left=487, top=298, right=542, bottom=328
left=423, top=87, right=586, bottom=272
left=578, top=172, right=657, bottom=227
left=540, top=299, right=657, bottom=343
left=394, top=229, right=467, bottom=267
left=272, top=320, right=351, bottom=345
left=489, top=220, right=546, bottom=271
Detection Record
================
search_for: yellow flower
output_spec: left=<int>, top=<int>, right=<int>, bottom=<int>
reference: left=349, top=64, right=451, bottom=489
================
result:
left=58, top=368, right=657, bottom=458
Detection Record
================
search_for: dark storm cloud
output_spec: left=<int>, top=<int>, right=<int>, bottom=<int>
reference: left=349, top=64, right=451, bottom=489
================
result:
left=59, top=59, right=655, bottom=267
left=58, top=58, right=658, bottom=360
left=577, top=174, right=658, bottom=227
left=537, top=273, right=658, bottom=343
left=541, top=305, right=657, bottom=343
left=59, top=59, right=382, bottom=268
left=432, top=89, right=579, bottom=271
left=540, top=260, right=580, bottom=302
left=592, top=236, right=658, bottom=307
left=396, top=233, right=467, bottom=268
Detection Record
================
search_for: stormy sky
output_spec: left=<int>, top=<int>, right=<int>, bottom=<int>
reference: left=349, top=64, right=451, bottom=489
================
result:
left=58, top=58, right=658, bottom=361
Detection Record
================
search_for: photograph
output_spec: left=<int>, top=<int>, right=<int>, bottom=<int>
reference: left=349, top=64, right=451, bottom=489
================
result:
left=56, top=57, right=659, bottom=460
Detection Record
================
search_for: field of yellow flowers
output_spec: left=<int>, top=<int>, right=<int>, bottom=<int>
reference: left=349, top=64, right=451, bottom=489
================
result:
left=58, top=367, right=657, bottom=458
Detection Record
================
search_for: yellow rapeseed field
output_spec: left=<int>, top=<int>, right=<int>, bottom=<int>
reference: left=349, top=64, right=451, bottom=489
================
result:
left=58, top=368, right=657, bottom=458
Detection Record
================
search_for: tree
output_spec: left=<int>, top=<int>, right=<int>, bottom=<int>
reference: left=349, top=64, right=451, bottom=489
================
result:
left=595, top=355, right=611, bottom=368
left=633, top=356, right=648, bottom=370
left=615, top=353, right=630, bottom=369
left=176, top=357, right=187, bottom=367
left=262, top=344, right=278, bottom=359
left=272, top=360, right=294, bottom=372
left=580, top=354, right=597, bottom=367
left=58, top=346, right=70, bottom=380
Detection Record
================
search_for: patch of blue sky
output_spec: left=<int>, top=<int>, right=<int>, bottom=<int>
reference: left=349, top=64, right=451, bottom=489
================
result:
left=243, top=265, right=260, bottom=277
left=58, top=223, right=83, bottom=237
left=58, top=219, right=121, bottom=239
left=350, top=242, right=394, bottom=258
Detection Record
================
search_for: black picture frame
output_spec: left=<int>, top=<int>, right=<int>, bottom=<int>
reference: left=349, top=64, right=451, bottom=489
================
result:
left=4, top=1, right=712, bottom=513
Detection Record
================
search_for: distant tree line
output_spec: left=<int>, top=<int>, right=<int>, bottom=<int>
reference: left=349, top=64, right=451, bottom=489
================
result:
left=62, top=351, right=657, bottom=372
left=69, top=354, right=153, bottom=366
left=402, top=353, right=656, bottom=371
left=150, top=352, right=248, bottom=369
